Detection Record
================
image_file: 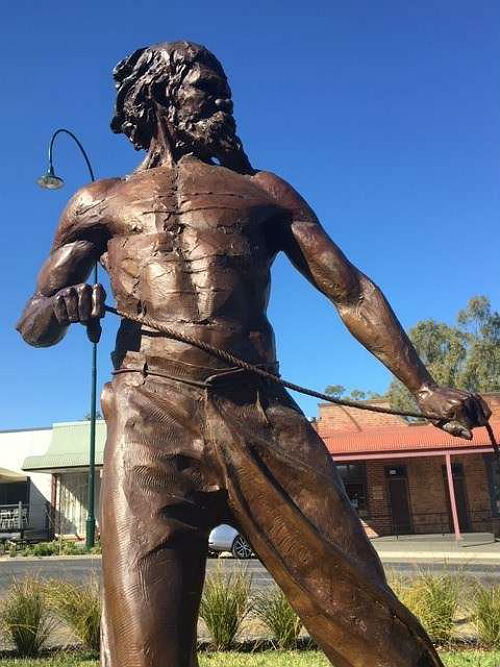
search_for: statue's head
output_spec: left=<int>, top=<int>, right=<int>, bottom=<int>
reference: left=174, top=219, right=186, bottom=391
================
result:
left=111, top=41, right=250, bottom=170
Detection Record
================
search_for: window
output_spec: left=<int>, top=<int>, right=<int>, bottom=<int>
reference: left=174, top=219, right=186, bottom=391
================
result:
left=336, top=464, right=368, bottom=517
left=0, top=481, right=29, bottom=506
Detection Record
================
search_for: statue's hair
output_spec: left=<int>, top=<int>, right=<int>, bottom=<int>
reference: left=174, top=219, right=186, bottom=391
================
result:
left=111, top=41, right=226, bottom=150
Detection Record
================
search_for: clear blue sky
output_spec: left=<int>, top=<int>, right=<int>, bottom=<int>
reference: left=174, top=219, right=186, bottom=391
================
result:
left=2, top=0, right=498, bottom=429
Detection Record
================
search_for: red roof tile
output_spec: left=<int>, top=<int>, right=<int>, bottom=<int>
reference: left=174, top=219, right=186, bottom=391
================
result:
left=321, top=419, right=500, bottom=456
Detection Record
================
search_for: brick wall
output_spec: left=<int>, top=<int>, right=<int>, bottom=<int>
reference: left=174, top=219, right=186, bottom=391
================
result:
left=462, top=455, right=491, bottom=513
left=318, top=392, right=500, bottom=433
left=317, top=399, right=406, bottom=433
left=357, top=454, right=491, bottom=536
left=320, top=393, right=499, bottom=536
left=407, top=458, right=446, bottom=533
left=363, top=460, right=389, bottom=537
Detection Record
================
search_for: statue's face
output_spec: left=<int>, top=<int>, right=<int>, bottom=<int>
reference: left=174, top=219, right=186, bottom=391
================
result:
left=173, top=61, right=239, bottom=161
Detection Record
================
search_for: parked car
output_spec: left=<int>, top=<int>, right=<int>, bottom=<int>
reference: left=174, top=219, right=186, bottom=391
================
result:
left=208, top=524, right=253, bottom=559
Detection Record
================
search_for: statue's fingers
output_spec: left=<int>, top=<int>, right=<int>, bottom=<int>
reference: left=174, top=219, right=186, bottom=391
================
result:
left=460, top=396, right=487, bottom=428
left=91, top=284, right=106, bottom=318
left=475, top=394, right=492, bottom=423
left=64, top=288, right=79, bottom=323
left=77, top=285, right=92, bottom=323
left=441, top=420, right=472, bottom=441
left=53, top=294, right=69, bottom=324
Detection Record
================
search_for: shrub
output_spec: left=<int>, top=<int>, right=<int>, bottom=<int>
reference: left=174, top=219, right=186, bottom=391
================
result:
left=199, top=566, right=252, bottom=650
left=473, top=584, right=500, bottom=647
left=20, top=539, right=86, bottom=558
left=391, top=569, right=461, bottom=644
left=0, top=577, right=55, bottom=656
left=46, top=578, right=101, bottom=655
left=23, top=542, right=58, bottom=557
left=252, top=585, right=302, bottom=648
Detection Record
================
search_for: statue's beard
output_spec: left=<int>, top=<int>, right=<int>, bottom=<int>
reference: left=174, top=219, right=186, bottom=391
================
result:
left=175, top=111, right=244, bottom=164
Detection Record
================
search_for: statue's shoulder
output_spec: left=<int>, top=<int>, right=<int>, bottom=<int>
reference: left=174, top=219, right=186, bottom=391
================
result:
left=251, top=170, right=288, bottom=196
left=251, top=171, right=316, bottom=222
left=61, top=177, right=122, bottom=218
left=52, top=178, right=121, bottom=249
left=71, top=177, right=122, bottom=208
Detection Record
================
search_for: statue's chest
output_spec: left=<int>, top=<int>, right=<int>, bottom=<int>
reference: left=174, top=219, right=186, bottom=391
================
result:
left=109, top=167, right=276, bottom=265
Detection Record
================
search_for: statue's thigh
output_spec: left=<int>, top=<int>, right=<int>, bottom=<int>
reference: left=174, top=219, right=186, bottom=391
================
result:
left=101, top=374, right=209, bottom=546
left=99, top=375, right=208, bottom=666
left=215, top=389, right=439, bottom=667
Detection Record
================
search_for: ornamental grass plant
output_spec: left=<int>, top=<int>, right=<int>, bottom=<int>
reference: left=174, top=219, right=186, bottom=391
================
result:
left=199, top=566, right=252, bottom=650
left=473, top=584, right=500, bottom=647
left=390, top=569, right=461, bottom=644
left=45, top=578, right=100, bottom=656
left=0, top=577, right=56, bottom=657
left=252, top=586, right=302, bottom=648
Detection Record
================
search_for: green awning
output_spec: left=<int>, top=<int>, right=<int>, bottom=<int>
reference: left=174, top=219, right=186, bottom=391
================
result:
left=0, top=468, right=28, bottom=482
left=22, top=421, right=107, bottom=472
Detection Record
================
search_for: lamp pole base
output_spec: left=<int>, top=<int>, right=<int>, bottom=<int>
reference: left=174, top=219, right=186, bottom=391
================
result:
left=85, top=516, right=96, bottom=549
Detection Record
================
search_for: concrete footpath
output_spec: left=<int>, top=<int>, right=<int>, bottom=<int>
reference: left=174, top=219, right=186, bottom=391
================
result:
left=0, top=532, right=498, bottom=565
left=371, top=532, right=500, bottom=564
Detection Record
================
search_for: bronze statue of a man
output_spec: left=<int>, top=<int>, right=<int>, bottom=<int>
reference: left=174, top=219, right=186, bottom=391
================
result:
left=17, top=42, right=489, bottom=667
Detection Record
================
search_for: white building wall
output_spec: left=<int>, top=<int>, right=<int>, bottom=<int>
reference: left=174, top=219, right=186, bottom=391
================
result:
left=56, top=472, right=101, bottom=537
left=0, top=428, right=53, bottom=534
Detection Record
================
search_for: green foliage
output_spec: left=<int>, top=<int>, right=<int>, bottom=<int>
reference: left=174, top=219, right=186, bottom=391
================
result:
left=323, top=386, right=383, bottom=401
left=87, top=542, right=101, bottom=555
left=324, top=384, right=345, bottom=398
left=391, top=570, right=461, bottom=644
left=46, top=579, right=100, bottom=656
left=348, top=389, right=366, bottom=401
left=386, top=296, right=500, bottom=416
left=0, top=577, right=56, bottom=657
left=252, top=586, right=302, bottom=648
left=473, top=584, right=500, bottom=647
left=199, top=566, right=252, bottom=650
left=19, top=540, right=88, bottom=558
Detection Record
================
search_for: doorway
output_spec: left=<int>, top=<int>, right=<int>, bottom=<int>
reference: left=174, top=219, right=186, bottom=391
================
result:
left=385, top=465, right=412, bottom=535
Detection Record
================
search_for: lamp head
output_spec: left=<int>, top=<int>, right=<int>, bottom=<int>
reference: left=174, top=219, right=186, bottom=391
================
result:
left=36, top=165, right=64, bottom=190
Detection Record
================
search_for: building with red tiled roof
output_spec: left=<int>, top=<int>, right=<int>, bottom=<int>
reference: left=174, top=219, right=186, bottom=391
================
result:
left=314, top=393, right=500, bottom=538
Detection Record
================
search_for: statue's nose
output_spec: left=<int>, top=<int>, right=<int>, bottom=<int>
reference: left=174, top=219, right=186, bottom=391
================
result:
left=215, top=98, right=233, bottom=113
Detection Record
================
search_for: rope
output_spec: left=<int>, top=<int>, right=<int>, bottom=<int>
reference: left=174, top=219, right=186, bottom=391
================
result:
left=104, top=305, right=499, bottom=461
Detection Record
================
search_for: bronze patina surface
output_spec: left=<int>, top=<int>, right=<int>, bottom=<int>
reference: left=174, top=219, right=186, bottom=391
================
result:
left=17, top=42, right=490, bottom=667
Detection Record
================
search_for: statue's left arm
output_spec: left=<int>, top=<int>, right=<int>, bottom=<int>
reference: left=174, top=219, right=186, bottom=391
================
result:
left=16, top=180, right=114, bottom=347
left=255, top=171, right=490, bottom=438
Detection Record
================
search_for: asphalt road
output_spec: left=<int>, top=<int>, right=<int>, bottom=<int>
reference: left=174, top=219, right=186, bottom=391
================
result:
left=0, top=557, right=498, bottom=595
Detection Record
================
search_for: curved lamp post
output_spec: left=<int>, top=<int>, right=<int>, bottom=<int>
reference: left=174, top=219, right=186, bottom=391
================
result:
left=37, top=128, right=98, bottom=549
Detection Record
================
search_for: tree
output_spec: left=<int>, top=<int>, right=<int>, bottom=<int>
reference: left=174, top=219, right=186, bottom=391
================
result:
left=386, top=296, right=500, bottom=417
left=323, top=386, right=383, bottom=401
left=457, top=296, right=500, bottom=393
left=324, top=385, right=345, bottom=398
left=349, top=389, right=366, bottom=401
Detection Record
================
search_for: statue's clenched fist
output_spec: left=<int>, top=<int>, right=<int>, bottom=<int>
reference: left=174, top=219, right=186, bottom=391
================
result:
left=53, top=283, right=106, bottom=343
left=416, top=384, right=491, bottom=440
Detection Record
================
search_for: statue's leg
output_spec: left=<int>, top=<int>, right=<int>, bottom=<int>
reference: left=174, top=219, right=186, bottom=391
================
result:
left=204, top=383, right=444, bottom=667
left=99, top=374, right=213, bottom=667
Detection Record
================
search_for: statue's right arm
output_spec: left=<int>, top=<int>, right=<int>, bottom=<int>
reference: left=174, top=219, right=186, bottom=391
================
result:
left=16, top=181, right=114, bottom=347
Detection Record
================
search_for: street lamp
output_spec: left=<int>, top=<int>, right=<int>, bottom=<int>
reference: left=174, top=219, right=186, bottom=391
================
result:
left=38, top=128, right=98, bottom=549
